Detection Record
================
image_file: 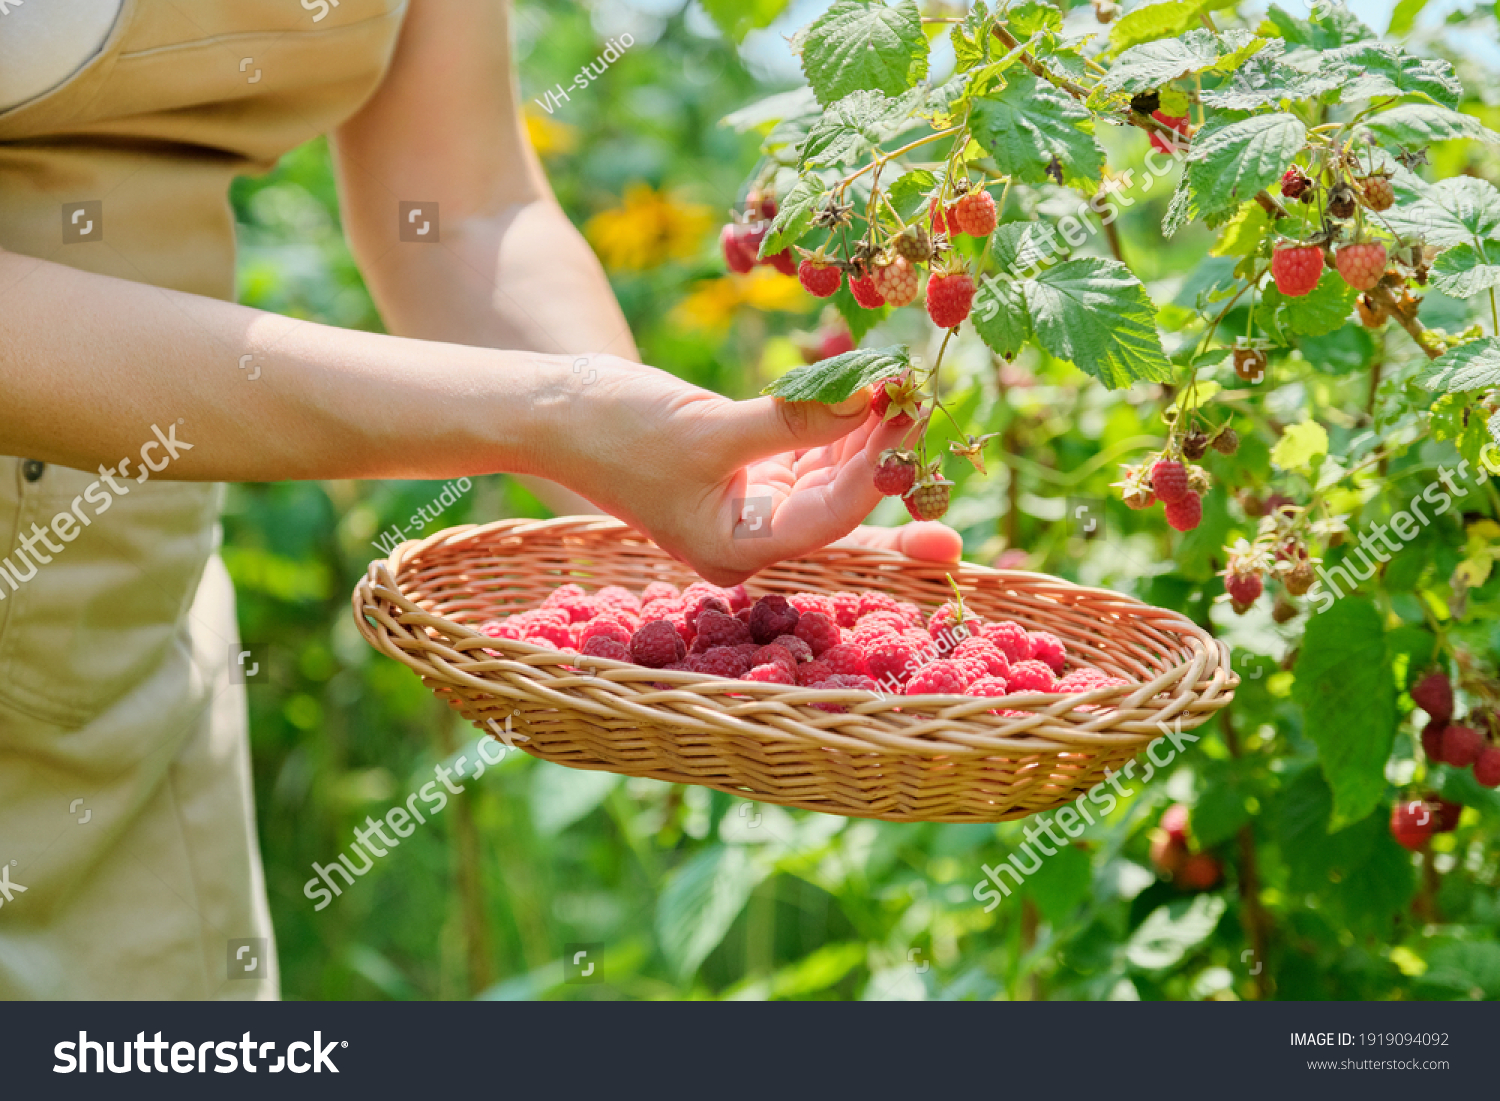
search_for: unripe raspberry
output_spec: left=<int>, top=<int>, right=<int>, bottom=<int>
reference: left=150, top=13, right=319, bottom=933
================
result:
left=1356, top=294, right=1384, bottom=328
left=905, top=481, right=951, bottom=522
left=1271, top=245, right=1323, bottom=297
left=1211, top=427, right=1239, bottom=455
left=953, top=189, right=997, bottom=236
left=894, top=224, right=933, bottom=263
left=870, top=254, right=920, bottom=307
left=1327, top=182, right=1357, bottom=220
left=1233, top=346, right=1268, bottom=382
left=797, top=258, right=842, bottom=298
left=925, top=270, right=976, bottom=328
left=873, top=449, right=919, bottom=497
left=1150, top=460, right=1190, bottom=504
left=1335, top=242, right=1388, bottom=292
left=1164, top=493, right=1202, bottom=531
left=1359, top=175, right=1394, bottom=212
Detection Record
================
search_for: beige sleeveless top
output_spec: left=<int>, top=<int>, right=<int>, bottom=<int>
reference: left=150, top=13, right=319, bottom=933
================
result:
left=0, top=0, right=406, bottom=997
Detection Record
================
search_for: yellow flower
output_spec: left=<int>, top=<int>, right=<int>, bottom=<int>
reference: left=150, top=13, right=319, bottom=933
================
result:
left=524, top=107, right=578, bottom=158
left=585, top=183, right=714, bottom=272
left=672, top=268, right=809, bottom=334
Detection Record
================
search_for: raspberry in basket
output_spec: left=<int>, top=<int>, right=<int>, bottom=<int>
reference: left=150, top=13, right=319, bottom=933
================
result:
left=580, top=636, right=630, bottom=662
left=743, top=662, right=795, bottom=684
left=726, top=583, right=751, bottom=612
left=965, top=676, right=1012, bottom=698
left=524, top=616, right=573, bottom=649
left=749, top=594, right=800, bottom=644
left=687, top=595, right=731, bottom=631
left=576, top=618, right=633, bottom=650
left=641, top=581, right=681, bottom=605
left=681, top=581, right=730, bottom=608
left=905, top=660, right=967, bottom=695
left=822, top=644, right=869, bottom=677
left=1006, top=659, right=1058, bottom=693
left=796, top=659, right=833, bottom=687
left=630, top=619, right=686, bottom=668
left=480, top=617, right=523, bottom=640
left=788, top=592, right=834, bottom=619
left=752, top=643, right=797, bottom=671
left=830, top=591, right=862, bottom=628
left=688, top=646, right=752, bottom=679
left=809, top=673, right=880, bottom=712
left=692, top=608, right=753, bottom=651
left=857, top=591, right=901, bottom=619
left=1028, top=631, right=1067, bottom=674
left=773, top=634, right=814, bottom=664
left=794, top=611, right=841, bottom=656
left=952, top=637, right=1009, bottom=679
left=981, top=621, right=1033, bottom=663
left=594, top=585, right=642, bottom=615
left=867, top=638, right=920, bottom=687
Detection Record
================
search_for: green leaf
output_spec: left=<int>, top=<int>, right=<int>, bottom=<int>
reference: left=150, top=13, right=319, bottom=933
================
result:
left=1260, top=1, right=1374, bottom=50
left=1109, top=0, right=1207, bottom=53
left=1125, top=895, right=1226, bottom=970
left=529, top=764, right=620, bottom=838
left=1209, top=202, right=1270, bottom=257
left=972, top=274, right=1032, bottom=358
left=1292, top=598, right=1395, bottom=830
left=1362, top=104, right=1500, bottom=148
left=721, top=87, right=820, bottom=134
left=970, top=69, right=1104, bottom=187
left=1006, top=0, right=1064, bottom=38
left=1384, top=176, right=1500, bottom=248
left=1022, top=843, right=1091, bottom=925
left=1162, top=172, right=1199, bottom=238
left=656, top=844, right=770, bottom=979
left=950, top=0, right=992, bottom=73
left=1103, top=30, right=1222, bottom=93
left=799, top=89, right=922, bottom=169
left=1186, top=113, right=1307, bottom=218
left=1430, top=243, right=1500, bottom=299
left=1419, top=336, right=1500, bottom=393
left=761, top=175, right=825, bottom=255
left=1322, top=44, right=1461, bottom=108
left=1419, top=941, right=1500, bottom=999
left=762, top=344, right=910, bottom=402
left=1270, top=420, right=1328, bottom=471
left=1026, top=257, right=1173, bottom=389
left=886, top=169, right=938, bottom=221
left=798, top=0, right=929, bottom=106
left=697, top=0, right=796, bottom=44
left=1386, top=0, right=1430, bottom=37
left=1263, top=267, right=1358, bottom=338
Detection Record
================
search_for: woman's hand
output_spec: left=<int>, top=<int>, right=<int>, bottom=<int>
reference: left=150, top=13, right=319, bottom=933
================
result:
left=542, top=356, right=945, bottom=584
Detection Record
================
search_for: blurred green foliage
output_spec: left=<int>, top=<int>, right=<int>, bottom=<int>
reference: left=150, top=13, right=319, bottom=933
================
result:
left=228, top=0, right=1500, bottom=1001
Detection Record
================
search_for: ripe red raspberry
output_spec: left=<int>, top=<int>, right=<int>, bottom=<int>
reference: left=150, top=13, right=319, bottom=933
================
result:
left=905, top=481, right=951, bottom=522
left=748, top=594, right=800, bottom=644
left=870, top=254, right=920, bottom=307
left=773, top=634, right=813, bottom=664
left=929, top=603, right=982, bottom=656
left=1178, top=853, right=1221, bottom=890
left=818, top=643, right=865, bottom=676
left=1429, top=796, right=1462, bottom=833
left=630, top=619, right=685, bottom=667
left=734, top=642, right=763, bottom=661
left=965, top=676, right=1012, bottom=699
left=1057, top=669, right=1129, bottom=694
left=689, top=646, right=753, bottom=679
left=640, top=599, right=680, bottom=623
left=1440, top=724, right=1484, bottom=768
left=523, top=618, right=573, bottom=649
left=849, top=274, right=886, bottom=309
left=981, top=622, right=1033, bottom=664
left=726, top=584, right=751, bottom=612
left=794, top=611, right=841, bottom=656
left=545, top=593, right=599, bottom=624
left=720, top=223, right=762, bottom=274
left=1027, top=632, right=1067, bottom=674
left=905, top=660, right=968, bottom=695
left=830, top=592, right=862, bottom=628
left=895, top=601, right=924, bottom=628
left=1360, top=175, right=1394, bottom=212
left=1161, top=803, right=1190, bottom=842
left=742, top=662, right=795, bottom=684
left=1410, top=671, right=1453, bottom=722
left=764, top=249, right=797, bottom=277
left=580, top=635, right=631, bottom=661
left=1475, top=745, right=1500, bottom=788
left=1164, top=493, right=1202, bottom=532
left=873, top=449, right=918, bottom=497
left=1150, top=460, right=1189, bottom=504
left=928, top=196, right=961, bottom=237
left=817, top=327, right=856, bottom=360
left=1279, top=166, right=1312, bottom=200
left=1271, top=245, right=1323, bottom=297
left=950, top=656, right=986, bottom=687
left=681, top=581, right=730, bottom=608
left=481, top=617, right=524, bottom=640
left=798, top=259, right=843, bottom=298
left=868, top=638, right=920, bottom=688
left=752, top=643, right=797, bottom=671
left=1390, top=800, right=1435, bottom=851
left=1149, top=111, right=1190, bottom=155
left=692, top=608, right=753, bottom=651
left=1225, top=571, right=1263, bottom=607
left=925, top=270, right=976, bottom=329
left=788, top=593, right=834, bottom=619
left=686, top=596, right=731, bottom=632
left=641, top=581, right=681, bottom=605
left=796, top=658, right=834, bottom=686
left=857, top=592, right=901, bottom=619
left=850, top=623, right=901, bottom=651
left=952, top=637, right=1010, bottom=679
left=577, top=618, right=634, bottom=649
left=1007, top=659, right=1058, bottom=693
left=815, top=673, right=878, bottom=692
left=953, top=189, right=997, bottom=237
left=1420, top=716, right=1446, bottom=761
left=858, top=613, right=908, bottom=639
left=1335, top=242, right=1387, bottom=292
left=594, top=585, right=642, bottom=615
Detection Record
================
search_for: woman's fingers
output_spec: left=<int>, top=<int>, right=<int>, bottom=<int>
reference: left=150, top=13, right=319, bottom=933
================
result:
left=832, top=522, right=964, bottom=563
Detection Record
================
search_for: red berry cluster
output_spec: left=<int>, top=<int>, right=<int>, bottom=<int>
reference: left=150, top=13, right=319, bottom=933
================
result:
left=718, top=190, right=796, bottom=276
left=1116, top=457, right=1210, bottom=531
left=480, top=582, right=1131, bottom=711
left=1411, top=670, right=1500, bottom=788
left=1148, top=804, right=1222, bottom=890
left=1268, top=157, right=1401, bottom=300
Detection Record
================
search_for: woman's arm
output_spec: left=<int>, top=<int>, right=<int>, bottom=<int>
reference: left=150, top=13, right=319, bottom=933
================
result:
left=331, top=0, right=635, bottom=513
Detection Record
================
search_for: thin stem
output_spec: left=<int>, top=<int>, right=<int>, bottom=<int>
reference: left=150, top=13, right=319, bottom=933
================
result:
left=837, top=128, right=964, bottom=192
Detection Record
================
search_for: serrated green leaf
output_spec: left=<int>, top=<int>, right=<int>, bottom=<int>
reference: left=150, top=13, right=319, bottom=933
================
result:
left=1386, top=0, right=1430, bottom=36
left=970, top=69, right=1104, bottom=187
left=656, top=845, right=770, bottom=979
left=1209, top=201, right=1270, bottom=257
left=1103, top=31, right=1222, bottom=93
left=1109, top=0, right=1204, bottom=53
left=951, top=0, right=992, bottom=73
left=698, top=0, right=796, bottom=44
left=799, top=89, right=922, bottom=169
left=1322, top=44, right=1462, bottom=108
left=1006, top=0, right=1064, bottom=38
left=762, top=345, right=910, bottom=402
left=1260, top=1, right=1374, bottom=50
left=761, top=176, right=826, bottom=255
left=886, top=169, right=938, bottom=221
left=1263, top=267, right=1358, bottom=338
left=1162, top=171, right=1199, bottom=238
left=1362, top=104, right=1500, bottom=148
left=972, top=275, right=1032, bottom=358
left=1187, top=113, right=1307, bottom=217
left=1430, top=243, right=1500, bottom=298
left=799, top=0, right=929, bottom=106
left=1419, top=336, right=1500, bottom=393
left=1198, top=53, right=1341, bottom=111
left=1292, top=597, right=1395, bottom=831
left=1270, top=420, right=1328, bottom=471
left=1025, top=257, right=1172, bottom=388
left=1383, top=176, right=1500, bottom=248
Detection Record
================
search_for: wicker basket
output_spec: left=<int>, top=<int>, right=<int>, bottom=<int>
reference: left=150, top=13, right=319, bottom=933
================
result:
left=352, top=517, right=1237, bottom=823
